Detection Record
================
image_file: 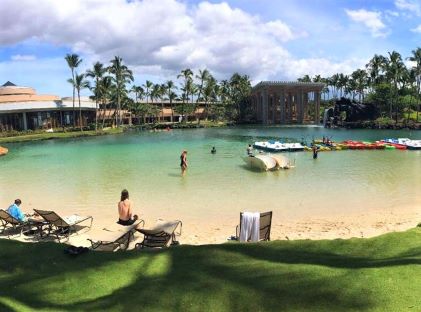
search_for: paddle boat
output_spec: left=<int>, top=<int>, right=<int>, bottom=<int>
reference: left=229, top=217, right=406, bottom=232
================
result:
left=253, top=141, right=305, bottom=152
left=0, top=146, right=8, bottom=156
left=242, top=153, right=292, bottom=171
left=242, top=154, right=277, bottom=171
left=380, top=139, right=407, bottom=150
left=383, top=138, right=421, bottom=150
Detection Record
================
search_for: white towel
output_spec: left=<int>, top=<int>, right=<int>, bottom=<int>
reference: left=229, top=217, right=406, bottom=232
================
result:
left=239, top=212, right=260, bottom=242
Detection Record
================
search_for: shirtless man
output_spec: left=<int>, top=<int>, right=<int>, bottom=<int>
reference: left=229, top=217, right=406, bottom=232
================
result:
left=117, top=189, right=138, bottom=226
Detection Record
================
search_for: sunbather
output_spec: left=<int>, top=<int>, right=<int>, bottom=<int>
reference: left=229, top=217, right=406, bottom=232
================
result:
left=117, top=189, right=138, bottom=226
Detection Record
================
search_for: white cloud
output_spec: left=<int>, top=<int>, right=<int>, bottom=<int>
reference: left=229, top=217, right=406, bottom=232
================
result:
left=345, top=9, right=387, bottom=37
left=395, top=0, right=421, bottom=16
left=411, top=24, right=421, bottom=32
left=10, top=54, right=36, bottom=61
left=0, top=0, right=371, bottom=93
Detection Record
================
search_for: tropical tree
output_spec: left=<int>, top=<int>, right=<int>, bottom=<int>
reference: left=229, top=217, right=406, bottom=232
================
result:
left=68, top=73, right=90, bottom=131
left=86, top=62, right=107, bottom=132
left=203, top=74, right=217, bottom=120
left=384, top=51, right=406, bottom=120
left=65, top=54, right=83, bottom=127
left=164, top=80, right=177, bottom=123
left=108, top=56, right=134, bottom=126
left=298, top=75, right=311, bottom=82
left=228, top=73, right=252, bottom=121
left=130, top=85, right=144, bottom=103
left=407, top=47, right=421, bottom=121
left=351, top=69, right=368, bottom=102
left=177, top=68, right=194, bottom=123
left=329, top=74, right=340, bottom=98
left=142, top=80, right=153, bottom=106
left=366, top=54, right=387, bottom=90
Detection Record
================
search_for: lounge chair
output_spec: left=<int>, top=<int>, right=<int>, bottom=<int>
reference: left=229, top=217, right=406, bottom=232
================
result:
left=0, top=209, right=30, bottom=237
left=235, top=211, right=272, bottom=241
left=135, top=219, right=182, bottom=249
left=88, top=220, right=145, bottom=252
left=33, top=209, right=93, bottom=241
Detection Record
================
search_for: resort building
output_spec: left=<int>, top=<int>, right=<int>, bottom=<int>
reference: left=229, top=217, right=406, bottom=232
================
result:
left=251, top=81, right=325, bottom=124
left=0, top=81, right=96, bottom=131
left=132, top=100, right=206, bottom=124
left=0, top=81, right=211, bottom=130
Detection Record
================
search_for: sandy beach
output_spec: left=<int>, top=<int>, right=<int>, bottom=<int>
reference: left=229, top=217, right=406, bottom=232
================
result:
left=4, top=202, right=420, bottom=249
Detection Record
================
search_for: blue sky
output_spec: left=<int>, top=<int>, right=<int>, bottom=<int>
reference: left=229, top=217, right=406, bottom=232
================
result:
left=0, top=0, right=419, bottom=96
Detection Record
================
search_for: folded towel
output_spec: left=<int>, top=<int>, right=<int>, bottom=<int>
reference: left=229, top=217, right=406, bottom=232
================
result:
left=63, top=214, right=84, bottom=225
left=239, top=212, right=260, bottom=242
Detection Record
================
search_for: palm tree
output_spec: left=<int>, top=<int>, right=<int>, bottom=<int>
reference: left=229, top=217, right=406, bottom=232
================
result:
left=384, top=51, right=406, bottom=120
left=298, top=75, right=311, bottom=82
left=195, top=69, right=211, bottom=122
left=351, top=69, right=368, bottom=102
left=337, top=74, right=349, bottom=98
left=150, top=83, right=162, bottom=123
left=86, top=62, right=106, bottom=132
left=407, top=47, right=421, bottom=121
left=142, top=81, right=153, bottom=105
left=65, top=54, right=83, bottom=127
left=164, top=80, right=177, bottom=123
left=68, top=73, right=90, bottom=131
left=108, top=56, right=134, bottom=126
left=203, top=74, right=217, bottom=120
left=97, top=76, right=113, bottom=128
left=366, top=54, right=387, bottom=90
left=177, top=68, right=194, bottom=123
left=130, top=85, right=144, bottom=103
left=330, top=74, right=340, bottom=98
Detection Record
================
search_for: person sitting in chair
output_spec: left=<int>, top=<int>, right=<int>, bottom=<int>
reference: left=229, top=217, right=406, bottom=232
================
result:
left=7, top=199, right=26, bottom=222
left=117, top=189, right=138, bottom=226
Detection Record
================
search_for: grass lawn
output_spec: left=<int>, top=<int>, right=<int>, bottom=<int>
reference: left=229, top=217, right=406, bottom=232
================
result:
left=0, top=228, right=420, bottom=311
left=0, top=128, right=124, bottom=144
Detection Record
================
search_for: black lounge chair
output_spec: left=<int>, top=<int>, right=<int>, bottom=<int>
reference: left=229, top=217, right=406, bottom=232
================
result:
left=88, top=220, right=145, bottom=252
left=34, top=209, right=93, bottom=241
left=235, top=211, right=272, bottom=241
left=0, top=209, right=30, bottom=237
left=136, top=219, right=182, bottom=249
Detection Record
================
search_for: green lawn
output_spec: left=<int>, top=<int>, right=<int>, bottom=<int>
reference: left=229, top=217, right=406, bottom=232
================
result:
left=0, top=228, right=420, bottom=311
left=0, top=128, right=123, bottom=144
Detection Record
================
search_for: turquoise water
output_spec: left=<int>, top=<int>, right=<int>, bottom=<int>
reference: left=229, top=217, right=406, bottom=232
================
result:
left=1, top=126, right=420, bottom=234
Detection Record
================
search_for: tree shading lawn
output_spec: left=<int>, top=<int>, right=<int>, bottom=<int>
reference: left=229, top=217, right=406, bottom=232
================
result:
left=0, top=228, right=420, bottom=311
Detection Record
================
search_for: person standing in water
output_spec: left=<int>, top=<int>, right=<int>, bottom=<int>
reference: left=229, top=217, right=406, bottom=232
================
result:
left=312, top=145, right=318, bottom=159
left=180, top=150, right=188, bottom=175
left=247, top=144, right=254, bottom=156
left=211, top=146, right=216, bottom=154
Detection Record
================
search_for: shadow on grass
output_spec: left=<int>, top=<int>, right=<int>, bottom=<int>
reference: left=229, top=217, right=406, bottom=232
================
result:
left=0, top=228, right=420, bottom=311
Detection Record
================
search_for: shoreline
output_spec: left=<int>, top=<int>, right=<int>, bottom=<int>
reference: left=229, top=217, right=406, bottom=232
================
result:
left=0, top=127, right=124, bottom=144
left=6, top=202, right=420, bottom=248
left=0, top=121, right=229, bottom=144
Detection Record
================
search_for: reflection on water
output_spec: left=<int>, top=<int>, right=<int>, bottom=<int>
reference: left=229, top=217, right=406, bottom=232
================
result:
left=0, top=126, right=420, bottom=227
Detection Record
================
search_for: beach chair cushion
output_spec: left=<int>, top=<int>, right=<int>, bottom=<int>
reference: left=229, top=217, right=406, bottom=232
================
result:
left=137, top=219, right=182, bottom=249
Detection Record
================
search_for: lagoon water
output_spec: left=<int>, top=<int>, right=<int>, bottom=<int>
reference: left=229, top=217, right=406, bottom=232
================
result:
left=1, top=126, right=420, bottom=243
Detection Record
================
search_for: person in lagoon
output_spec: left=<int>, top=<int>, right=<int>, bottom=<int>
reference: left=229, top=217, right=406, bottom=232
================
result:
left=247, top=144, right=254, bottom=156
left=180, top=150, right=188, bottom=175
left=312, top=145, right=318, bottom=159
left=211, top=146, right=216, bottom=154
left=117, top=189, right=138, bottom=226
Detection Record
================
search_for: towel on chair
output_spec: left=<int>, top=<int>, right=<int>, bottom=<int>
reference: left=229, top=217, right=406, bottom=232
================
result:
left=239, top=212, right=260, bottom=242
